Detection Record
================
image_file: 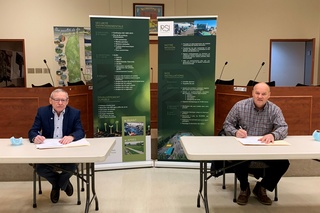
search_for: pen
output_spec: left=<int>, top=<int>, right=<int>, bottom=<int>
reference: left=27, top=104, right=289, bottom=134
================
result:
left=239, top=126, right=243, bottom=130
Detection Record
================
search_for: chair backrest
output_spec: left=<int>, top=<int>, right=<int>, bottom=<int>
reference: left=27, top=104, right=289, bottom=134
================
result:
left=215, top=79, right=234, bottom=85
left=31, top=83, right=53, bottom=87
left=296, top=83, right=307, bottom=86
left=267, top=81, right=275, bottom=86
left=218, top=129, right=226, bottom=136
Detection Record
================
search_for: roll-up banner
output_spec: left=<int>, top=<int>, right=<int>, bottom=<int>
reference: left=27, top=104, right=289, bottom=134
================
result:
left=157, top=16, right=217, bottom=162
left=90, top=16, right=151, bottom=164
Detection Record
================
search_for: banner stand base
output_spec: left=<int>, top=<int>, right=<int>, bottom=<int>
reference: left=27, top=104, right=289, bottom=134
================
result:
left=154, top=161, right=201, bottom=169
left=94, top=160, right=209, bottom=171
left=95, top=161, right=153, bottom=170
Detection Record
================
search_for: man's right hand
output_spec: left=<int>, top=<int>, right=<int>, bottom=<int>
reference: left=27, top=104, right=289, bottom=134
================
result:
left=33, top=135, right=46, bottom=144
left=236, top=129, right=247, bottom=138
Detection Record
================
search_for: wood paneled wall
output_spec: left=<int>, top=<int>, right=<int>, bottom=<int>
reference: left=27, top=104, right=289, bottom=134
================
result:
left=149, top=84, right=320, bottom=135
left=4, top=84, right=315, bottom=138
left=215, top=85, right=320, bottom=135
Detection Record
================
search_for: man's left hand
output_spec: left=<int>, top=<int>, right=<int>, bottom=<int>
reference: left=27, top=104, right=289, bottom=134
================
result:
left=258, top=134, right=274, bottom=144
left=59, top=136, right=74, bottom=144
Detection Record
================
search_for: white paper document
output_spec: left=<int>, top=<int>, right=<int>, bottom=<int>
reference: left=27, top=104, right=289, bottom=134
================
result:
left=35, top=138, right=90, bottom=149
left=236, top=136, right=290, bottom=146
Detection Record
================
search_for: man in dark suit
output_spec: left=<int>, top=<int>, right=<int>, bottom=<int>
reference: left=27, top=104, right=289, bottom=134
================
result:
left=28, top=88, right=85, bottom=203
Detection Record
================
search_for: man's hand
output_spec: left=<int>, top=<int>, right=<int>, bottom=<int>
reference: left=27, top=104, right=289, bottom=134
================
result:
left=236, top=129, right=247, bottom=138
left=59, top=136, right=74, bottom=144
left=258, top=134, right=274, bottom=144
left=33, top=135, right=46, bottom=144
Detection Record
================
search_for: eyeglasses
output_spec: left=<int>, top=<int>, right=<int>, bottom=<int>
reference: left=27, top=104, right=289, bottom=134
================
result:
left=51, top=98, right=68, bottom=103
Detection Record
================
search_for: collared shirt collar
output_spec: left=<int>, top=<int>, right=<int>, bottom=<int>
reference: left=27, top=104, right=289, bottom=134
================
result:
left=251, top=98, right=268, bottom=111
left=52, top=108, right=66, bottom=116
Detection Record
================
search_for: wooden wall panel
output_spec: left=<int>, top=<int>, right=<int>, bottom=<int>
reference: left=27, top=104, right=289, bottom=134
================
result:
left=150, top=83, right=158, bottom=128
left=68, top=93, right=92, bottom=137
left=0, top=97, right=38, bottom=138
left=214, top=92, right=250, bottom=134
left=270, top=96, right=312, bottom=135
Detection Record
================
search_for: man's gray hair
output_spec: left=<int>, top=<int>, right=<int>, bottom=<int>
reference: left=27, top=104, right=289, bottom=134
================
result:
left=50, top=88, right=69, bottom=99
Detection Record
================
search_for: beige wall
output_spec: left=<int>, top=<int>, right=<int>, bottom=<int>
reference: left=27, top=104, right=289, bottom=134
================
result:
left=1, top=0, right=320, bottom=87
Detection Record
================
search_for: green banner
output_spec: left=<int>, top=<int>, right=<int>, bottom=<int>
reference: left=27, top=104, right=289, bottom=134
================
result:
left=157, top=17, right=217, bottom=161
left=90, top=16, right=150, bottom=162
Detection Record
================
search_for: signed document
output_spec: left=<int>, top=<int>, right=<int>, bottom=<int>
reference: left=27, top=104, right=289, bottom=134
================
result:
left=236, top=136, right=290, bottom=146
left=35, top=138, right=90, bottom=149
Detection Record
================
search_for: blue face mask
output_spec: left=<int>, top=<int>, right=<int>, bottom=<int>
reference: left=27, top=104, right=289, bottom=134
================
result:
left=10, top=136, right=23, bottom=146
left=312, top=130, right=320, bottom=141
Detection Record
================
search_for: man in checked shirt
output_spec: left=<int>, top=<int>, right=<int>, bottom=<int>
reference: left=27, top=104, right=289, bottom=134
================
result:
left=223, top=82, right=290, bottom=206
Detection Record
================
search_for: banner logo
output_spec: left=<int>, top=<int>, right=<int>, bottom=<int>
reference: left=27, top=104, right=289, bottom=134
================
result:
left=158, top=21, right=174, bottom=37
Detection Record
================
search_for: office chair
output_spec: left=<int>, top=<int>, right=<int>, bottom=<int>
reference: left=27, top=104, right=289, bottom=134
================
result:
left=31, top=164, right=83, bottom=208
left=266, top=81, right=275, bottom=86
left=215, top=79, right=234, bottom=85
left=31, top=83, right=53, bottom=87
left=68, top=81, right=85, bottom=86
left=247, top=80, right=275, bottom=87
left=247, top=80, right=258, bottom=86
left=296, top=83, right=308, bottom=86
left=211, top=129, right=278, bottom=202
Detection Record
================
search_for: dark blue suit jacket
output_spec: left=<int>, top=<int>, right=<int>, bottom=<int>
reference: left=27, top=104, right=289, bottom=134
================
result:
left=28, top=105, right=85, bottom=142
